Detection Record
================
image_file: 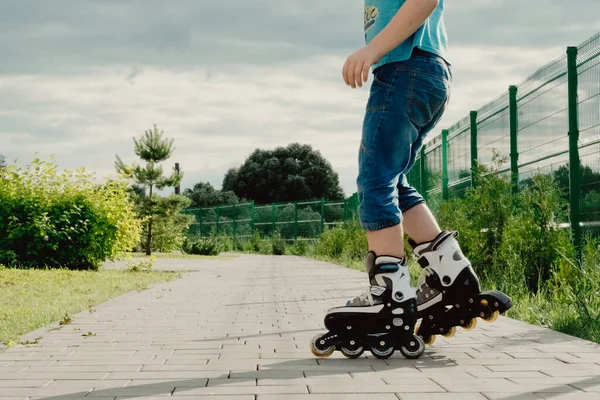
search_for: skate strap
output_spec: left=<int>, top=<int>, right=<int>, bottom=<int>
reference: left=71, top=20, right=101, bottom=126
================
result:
left=411, top=231, right=458, bottom=258
left=375, top=256, right=404, bottom=265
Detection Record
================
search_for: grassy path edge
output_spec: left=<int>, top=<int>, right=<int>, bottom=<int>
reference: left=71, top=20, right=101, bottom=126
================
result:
left=0, top=270, right=183, bottom=350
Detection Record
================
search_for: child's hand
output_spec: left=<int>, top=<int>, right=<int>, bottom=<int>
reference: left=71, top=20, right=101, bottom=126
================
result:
left=342, top=45, right=382, bottom=88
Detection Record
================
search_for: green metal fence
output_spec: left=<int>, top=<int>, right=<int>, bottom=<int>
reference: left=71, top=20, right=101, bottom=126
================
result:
left=408, top=32, right=600, bottom=256
left=183, top=195, right=360, bottom=242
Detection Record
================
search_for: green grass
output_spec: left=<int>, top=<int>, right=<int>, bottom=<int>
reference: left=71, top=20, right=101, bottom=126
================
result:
left=0, top=268, right=181, bottom=344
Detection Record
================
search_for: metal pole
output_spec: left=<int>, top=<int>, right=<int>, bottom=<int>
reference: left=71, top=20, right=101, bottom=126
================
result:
left=216, top=206, right=220, bottom=235
left=250, top=201, right=255, bottom=233
left=470, top=111, right=478, bottom=188
left=294, top=201, right=299, bottom=240
left=199, top=208, right=203, bottom=238
left=567, top=46, right=582, bottom=262
left=509, top=85, right=520, bottom=194
left=232, top=203, right=237, bottom=248
left=320, top=198, right=325, bottom=233
left=271, top=203, right=276, bottom=234
left=441, top=129, right=449, bottom=200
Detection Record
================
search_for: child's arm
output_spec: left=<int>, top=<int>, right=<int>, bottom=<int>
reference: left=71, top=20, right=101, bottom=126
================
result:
left=343, top=0, right=439, bottom=88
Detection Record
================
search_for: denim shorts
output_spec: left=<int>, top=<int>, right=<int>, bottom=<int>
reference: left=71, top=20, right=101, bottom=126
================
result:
left=357, top=49, right=452, bottom=231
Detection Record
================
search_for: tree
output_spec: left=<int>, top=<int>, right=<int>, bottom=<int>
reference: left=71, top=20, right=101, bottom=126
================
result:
left=223, top=143, right=345, bottom=204
left=0, top=154, right=6, bottom=169
left=183, top=182, right=240, bottom=208
left=115, top=125, right=183, bottom=255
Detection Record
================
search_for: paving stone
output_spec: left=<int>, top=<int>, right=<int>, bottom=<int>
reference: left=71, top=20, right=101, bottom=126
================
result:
left=397, top=395, right=486, bottom=400
left=172, top=385, right=309, bottom=395
left=258, top=396, right=399, bottom=400
left=1, top=254, right=598, bottom=400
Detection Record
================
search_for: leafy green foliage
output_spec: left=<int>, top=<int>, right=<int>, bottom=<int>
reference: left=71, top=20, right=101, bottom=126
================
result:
left=0, top=158, right=141, bottom=270
left=289, top=240, right=310, bottom=256
left=147, top=195, right=195, bottom=252
left=271, top=231, right=286, bottom=255
left=127, top=256, right=155, bottom=272
left=0, top=154, right=6, bottom=170
left=183, top=237, right=221, bottom=256
left=183, top=182, right=240, bottom=208
left=498, top=174, right=571, bottom=293
left=222, top=143, right=345, bottom=203
left=314, top=220, right=367, bottom=263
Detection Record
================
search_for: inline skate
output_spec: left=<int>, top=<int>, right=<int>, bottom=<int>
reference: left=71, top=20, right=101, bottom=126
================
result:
left=410, top=231, right=513, bottom=345
left=310, top=252, right=425, bottom=360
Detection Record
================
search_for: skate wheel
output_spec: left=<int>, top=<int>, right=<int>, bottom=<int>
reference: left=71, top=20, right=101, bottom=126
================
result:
left=422, top=334, right=435, bottom=346
left=460, top=318, right=477, bottom=331
left=370, top=344, right=395, bottom=359
left=441, top=326, right=456, bottom=338
left=309, top=334, right=335, bottom=358
left=482, top=310, right=499, bottom=323
left=341, top=346, right=364, bottom=359
left=400, top=335, right=425, bottom=360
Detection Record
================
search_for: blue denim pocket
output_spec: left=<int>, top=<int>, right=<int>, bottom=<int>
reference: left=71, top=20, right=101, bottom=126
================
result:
left=408, top=71, right=450, bottom=128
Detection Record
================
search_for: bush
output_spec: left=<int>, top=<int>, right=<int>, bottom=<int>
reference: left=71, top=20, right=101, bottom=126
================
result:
left=313, top=220, right=367, bottom=268
left=183, top=237, right=221, bottom=256
left=498, top=174, right=571, bottom=293
left=151, top=211, right=195, bottom=253
left=0, top=158, right=141, bottom=270
left=290, top=239, right=310, bottom=256
left=271, top=231, right=286, bottom=255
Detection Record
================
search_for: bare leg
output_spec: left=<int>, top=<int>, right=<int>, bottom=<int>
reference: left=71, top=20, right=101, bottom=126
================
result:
left=367, top=224, right=405, bottom=259
left=402, top=203, right=441, bottom=244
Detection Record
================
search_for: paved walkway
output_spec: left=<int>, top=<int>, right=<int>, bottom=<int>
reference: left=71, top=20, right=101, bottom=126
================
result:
left=1, top=255, right=599, bottom=400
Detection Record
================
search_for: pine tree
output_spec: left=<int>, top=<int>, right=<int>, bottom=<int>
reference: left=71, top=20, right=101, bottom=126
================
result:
left=115, top=125, right=182, bottom=255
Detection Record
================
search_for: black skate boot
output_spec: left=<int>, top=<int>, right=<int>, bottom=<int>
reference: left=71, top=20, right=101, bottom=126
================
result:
left=310, top=252, right=425, bottom=360
left=410, top=231, right=513, bottom=345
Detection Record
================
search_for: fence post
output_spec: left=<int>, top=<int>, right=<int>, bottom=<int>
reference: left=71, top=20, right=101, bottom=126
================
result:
left=250, top=201, right=255, bottom=233
left=232, top=203, right=237, bottom=248
left=294, top=201, right=299, bottom=240
left=216, top=206, right=220, bottom=235
left=567, top=46, right=582, bottom=261
left=320, top=198, right=325, bottom=233
left=509, top=85, right=520, bottom=194
left=470, top=110, right=478, bottom=188
left=199, top=208, right=203, bottom=238
left=420, top=146, right=427, bottom=201
left=442, top=129, right=449, bottom=200
left=271, top=203, right=276, bottom=234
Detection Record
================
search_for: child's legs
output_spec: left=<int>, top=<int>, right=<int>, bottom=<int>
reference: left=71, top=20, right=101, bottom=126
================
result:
left=357, top=52, right=451, bottom=258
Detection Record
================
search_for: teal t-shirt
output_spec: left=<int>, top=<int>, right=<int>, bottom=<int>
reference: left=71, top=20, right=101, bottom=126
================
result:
left=364, top=0, right=449, bottom=69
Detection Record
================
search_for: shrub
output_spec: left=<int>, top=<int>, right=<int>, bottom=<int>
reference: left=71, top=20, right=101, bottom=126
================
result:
left=192, top=240, right=219, bottom=256
left=290, top=239, right=310, bottom=256
left=151, top=210, right=195, bottom=253
left=498, top=174, right=571, bottom=293
left=0, top=158, right=141, bottom=270
left=271, top=231, right=286, bottom=255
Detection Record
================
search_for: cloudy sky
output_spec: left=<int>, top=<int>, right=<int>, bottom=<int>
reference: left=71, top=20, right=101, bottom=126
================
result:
left=0, top=0, right=598, bottom=196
